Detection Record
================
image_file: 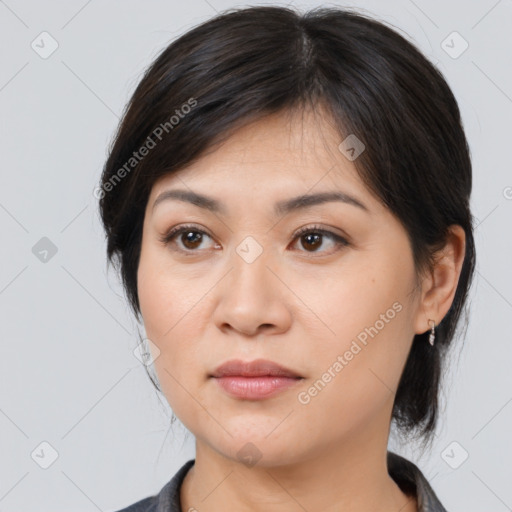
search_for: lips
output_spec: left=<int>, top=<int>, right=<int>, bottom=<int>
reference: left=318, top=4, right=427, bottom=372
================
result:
left=210, top=358, right=302, bottom=378
left=210, top=359, right=303, bottom=400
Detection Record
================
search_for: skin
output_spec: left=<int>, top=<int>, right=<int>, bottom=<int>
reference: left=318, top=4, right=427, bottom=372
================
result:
left=137, top=106, right=466, bottom=512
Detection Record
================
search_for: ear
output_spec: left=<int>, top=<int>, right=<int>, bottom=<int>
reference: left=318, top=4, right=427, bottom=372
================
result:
left=413, top=224, right=466, bottom=335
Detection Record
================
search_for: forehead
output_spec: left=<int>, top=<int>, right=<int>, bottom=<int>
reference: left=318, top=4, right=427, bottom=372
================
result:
left=150, top=108, right=369, bottom=200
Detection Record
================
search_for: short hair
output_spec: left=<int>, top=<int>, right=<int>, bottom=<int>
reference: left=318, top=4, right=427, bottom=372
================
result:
left=98, top=6, right=476, bottom=445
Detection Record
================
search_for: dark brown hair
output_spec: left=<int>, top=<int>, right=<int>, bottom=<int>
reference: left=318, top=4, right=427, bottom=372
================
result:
left=98, top=6, right=476, bottom=444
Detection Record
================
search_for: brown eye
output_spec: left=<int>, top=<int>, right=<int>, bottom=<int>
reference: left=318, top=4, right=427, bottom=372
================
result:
left=159, top=225, right=217, bottom=254
left=292, top=225, right=349, bottom=255
left=180, top=230, right=204, bottom=250
left=300, top=232, right=323, bottom=251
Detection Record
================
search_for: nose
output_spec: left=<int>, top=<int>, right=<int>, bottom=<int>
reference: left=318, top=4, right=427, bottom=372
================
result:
left=212, top=246, right=293, bottom=337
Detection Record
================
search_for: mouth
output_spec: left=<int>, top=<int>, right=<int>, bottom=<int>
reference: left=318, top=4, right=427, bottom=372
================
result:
left=209, top=359, right=304, bottom=400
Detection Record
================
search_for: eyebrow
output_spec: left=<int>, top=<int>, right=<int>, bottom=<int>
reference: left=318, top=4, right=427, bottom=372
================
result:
left=152, top=189, right=369, bottom=216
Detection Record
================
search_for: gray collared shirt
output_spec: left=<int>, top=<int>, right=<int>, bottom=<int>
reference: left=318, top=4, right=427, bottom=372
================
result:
left=113, top=451, right=447, bottom=512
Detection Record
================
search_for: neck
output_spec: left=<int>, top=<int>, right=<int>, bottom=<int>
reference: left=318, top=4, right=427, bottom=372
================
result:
left=180, top=416, right=417, bottom=512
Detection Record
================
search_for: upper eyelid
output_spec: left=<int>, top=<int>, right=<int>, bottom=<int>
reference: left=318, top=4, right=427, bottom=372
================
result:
left=163, top=223, right=345, bottom=239
left=293, top=225, right=346, bottom=237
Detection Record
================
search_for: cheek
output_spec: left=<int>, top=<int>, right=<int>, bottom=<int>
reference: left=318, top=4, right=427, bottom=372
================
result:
left=138, top=273, right=175, bottom=344
left=294, top=303, right=413, bottom=446
left=137, top=247, right=210, bottom=403
left=293, top=249, right=416, bottom=412
left=137, top=246, right=201, bottom=339
left=286, top=254, right=412, bottom=354
left=138, top=262, right=198, bottom=428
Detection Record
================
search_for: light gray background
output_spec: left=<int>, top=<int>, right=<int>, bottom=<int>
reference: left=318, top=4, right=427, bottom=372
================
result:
left=1, top=0, right=511, bottom=510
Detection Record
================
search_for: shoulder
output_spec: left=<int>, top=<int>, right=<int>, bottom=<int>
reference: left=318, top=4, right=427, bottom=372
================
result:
left=111, top=459, right=195, bottom=512
left=387, top=451, right=448, bottom=512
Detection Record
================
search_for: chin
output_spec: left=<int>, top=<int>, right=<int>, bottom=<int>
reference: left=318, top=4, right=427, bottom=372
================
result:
left=205, top=430, right=308, bottom=469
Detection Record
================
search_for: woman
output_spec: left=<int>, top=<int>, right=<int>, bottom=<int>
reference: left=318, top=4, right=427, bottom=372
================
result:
left=98, top=6, right=475, bottom=511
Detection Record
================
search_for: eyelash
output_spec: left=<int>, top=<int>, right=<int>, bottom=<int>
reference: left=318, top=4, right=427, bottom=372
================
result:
left=159, top=223, right=350, bottom=257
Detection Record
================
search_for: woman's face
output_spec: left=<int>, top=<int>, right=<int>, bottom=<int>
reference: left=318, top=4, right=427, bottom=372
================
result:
left=137, top=108, right=426, bottom=466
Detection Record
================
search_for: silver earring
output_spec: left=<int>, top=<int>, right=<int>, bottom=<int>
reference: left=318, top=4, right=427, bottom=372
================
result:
left=428, top=319, right=436, bottom=346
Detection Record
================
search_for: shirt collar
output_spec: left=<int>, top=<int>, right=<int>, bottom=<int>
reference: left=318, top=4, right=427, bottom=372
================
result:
left=387, top=451, right=448, bottom=512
